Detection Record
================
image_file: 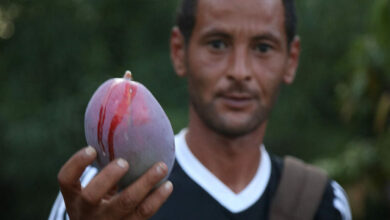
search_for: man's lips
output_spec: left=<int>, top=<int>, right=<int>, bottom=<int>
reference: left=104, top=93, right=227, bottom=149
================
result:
left=218, top=93, right=255, bottom=109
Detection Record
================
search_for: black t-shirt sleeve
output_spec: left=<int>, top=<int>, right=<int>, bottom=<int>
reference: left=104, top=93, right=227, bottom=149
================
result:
left=314, top=180, right=351, bottom=220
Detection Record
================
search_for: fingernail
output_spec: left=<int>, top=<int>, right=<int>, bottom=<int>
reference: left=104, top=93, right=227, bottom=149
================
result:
left=117, top=158, right=128, bottom=168
left=85, top=146, right=96, bottom=156
left=163, top=181, right=173, bottom=194
left=156, top=162, right=167, bottom=175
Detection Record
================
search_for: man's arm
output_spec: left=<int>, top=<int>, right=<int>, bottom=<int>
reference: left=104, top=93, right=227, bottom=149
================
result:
left=314, top=180, right=352, bottom=220
left=49, top=146, right=173, bottom=220
left=330, top=181, right=352, bottom=220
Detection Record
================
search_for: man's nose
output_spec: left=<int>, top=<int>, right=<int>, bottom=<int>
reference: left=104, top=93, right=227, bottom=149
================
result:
left=227, top=48, right=252, bottom=81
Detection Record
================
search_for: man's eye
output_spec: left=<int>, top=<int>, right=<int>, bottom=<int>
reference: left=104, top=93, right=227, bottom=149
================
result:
left=255, top=43, right=272, bottom=53
left=208, top=40, right=227, bottom=50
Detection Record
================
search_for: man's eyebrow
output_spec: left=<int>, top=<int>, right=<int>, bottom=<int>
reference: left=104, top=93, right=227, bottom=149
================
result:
left=200, top=28, right=231, bottom=39
left=252, top=33, right=281, bottom=44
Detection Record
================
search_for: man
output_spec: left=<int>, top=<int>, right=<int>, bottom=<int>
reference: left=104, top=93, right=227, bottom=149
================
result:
left=50, top=0, right=352, bottom=219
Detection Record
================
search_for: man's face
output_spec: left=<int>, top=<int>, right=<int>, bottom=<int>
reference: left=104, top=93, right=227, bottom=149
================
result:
left=171, top=0, right=300, bottom=137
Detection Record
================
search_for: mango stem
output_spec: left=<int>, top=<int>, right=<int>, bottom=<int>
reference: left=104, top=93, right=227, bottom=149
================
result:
left=124, top=70, right=133, bottom=80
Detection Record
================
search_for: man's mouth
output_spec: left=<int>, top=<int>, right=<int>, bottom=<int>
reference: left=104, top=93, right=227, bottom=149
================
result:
left=219, top=93, right=255, bottom=110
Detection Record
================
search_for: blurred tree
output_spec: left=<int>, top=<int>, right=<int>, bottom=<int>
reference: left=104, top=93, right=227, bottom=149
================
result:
left=316, top=0, right=390, bottom=219
left=266, top=0, right=372, bottom=160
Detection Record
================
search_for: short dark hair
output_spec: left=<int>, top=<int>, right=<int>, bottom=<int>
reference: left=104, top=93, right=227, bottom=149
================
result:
left=176, top=0, right=297, bottom=46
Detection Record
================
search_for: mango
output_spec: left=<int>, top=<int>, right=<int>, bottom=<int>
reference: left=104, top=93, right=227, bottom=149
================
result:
left=84, top=71, right=175, bottom=189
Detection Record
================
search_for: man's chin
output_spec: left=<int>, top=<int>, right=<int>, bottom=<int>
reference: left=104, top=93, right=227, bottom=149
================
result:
left=206, top=116, right=263, bottom=138
left=212, top=125, right=258, bottom=138
left=191, top=101, right=266, bottom=138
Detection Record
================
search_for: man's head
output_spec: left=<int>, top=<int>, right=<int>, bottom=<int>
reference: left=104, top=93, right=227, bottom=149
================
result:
left=170, top=0, right=300, bottom=138
left=176, top=0, right=297, bottom=47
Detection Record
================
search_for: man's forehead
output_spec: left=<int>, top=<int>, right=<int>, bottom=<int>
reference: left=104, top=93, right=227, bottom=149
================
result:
left=197, top=0, right=284, bottom=18
left=194, top=0, right=286, bottom=39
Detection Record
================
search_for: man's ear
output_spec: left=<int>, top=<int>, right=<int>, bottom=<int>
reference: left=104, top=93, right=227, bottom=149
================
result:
left=170, top=27, right=187, bottom=77
left=284, top=36, right=300, bottom=84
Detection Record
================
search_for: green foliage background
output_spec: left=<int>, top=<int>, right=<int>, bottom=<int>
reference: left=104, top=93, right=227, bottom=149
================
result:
left=0, top=0, right=388, bottom=219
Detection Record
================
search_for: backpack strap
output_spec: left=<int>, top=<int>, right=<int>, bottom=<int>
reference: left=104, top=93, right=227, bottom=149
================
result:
left=269, top=156, right=328, bottom=220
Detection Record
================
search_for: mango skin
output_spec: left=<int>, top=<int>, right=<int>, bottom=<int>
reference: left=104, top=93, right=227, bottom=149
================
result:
left=84, top=75, right=175, bottom=189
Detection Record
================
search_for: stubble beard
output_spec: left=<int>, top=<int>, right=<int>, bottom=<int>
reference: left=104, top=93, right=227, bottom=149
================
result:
left=187, top=75, right=278, bottom=139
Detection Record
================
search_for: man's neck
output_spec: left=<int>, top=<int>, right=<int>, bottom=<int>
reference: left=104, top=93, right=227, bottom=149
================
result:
left=185, top=109, right=267, bottom=194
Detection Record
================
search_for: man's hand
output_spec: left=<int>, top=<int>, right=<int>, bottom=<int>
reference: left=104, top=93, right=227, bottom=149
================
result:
left=57, top=146, right=173, bottom=220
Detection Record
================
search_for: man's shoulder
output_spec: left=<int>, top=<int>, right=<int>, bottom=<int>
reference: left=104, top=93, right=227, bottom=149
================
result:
left=315, top=180, right=352, bottom=220
left=267, top=154, right=351, bottom=220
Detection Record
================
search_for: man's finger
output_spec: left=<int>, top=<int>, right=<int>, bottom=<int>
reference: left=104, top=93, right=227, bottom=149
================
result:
left=127, top=181, right=173, bottom=220
left=110, top=162, right=169, bottom=216
left=58, top=146, right=97, bottom=191
left=81, top=158, right=129, bottom=204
